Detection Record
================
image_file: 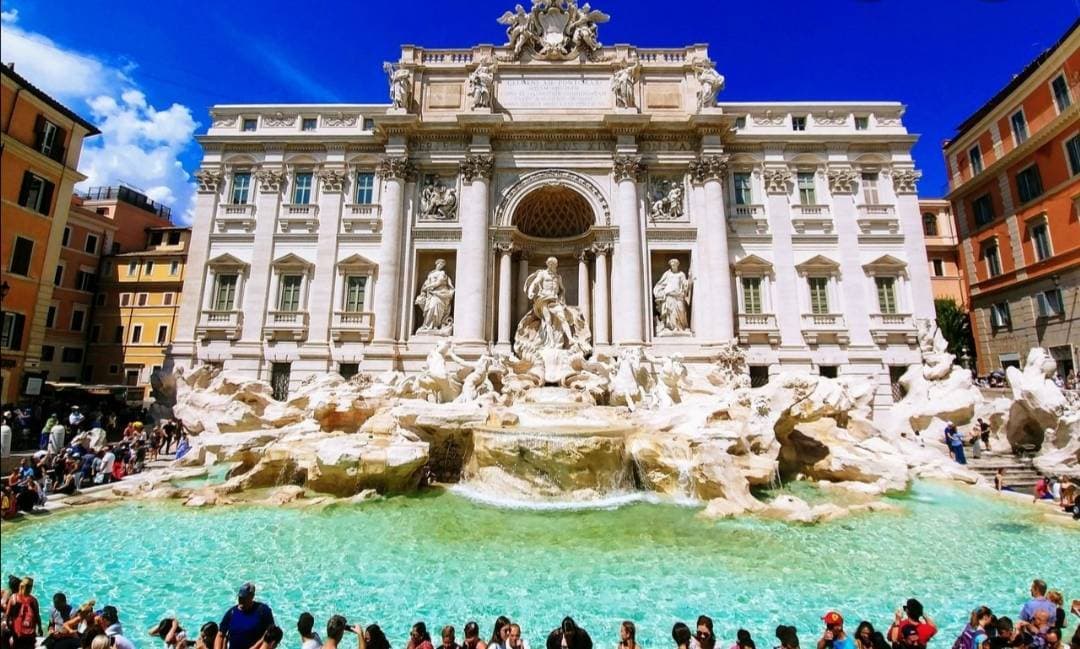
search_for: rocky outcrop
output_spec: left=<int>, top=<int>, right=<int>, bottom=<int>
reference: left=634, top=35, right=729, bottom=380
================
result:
left=1005, top=349, right=1080, bottom=478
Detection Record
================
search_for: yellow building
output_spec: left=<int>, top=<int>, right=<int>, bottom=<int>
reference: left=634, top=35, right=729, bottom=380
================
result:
left=87, top=226, right=190, bottom=402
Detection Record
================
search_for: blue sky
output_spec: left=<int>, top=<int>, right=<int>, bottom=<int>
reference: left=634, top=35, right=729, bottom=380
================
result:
left=2, top=0, right=1077, bottom=222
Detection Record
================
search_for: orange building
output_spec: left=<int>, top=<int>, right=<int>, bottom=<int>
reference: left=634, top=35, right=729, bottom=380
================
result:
left=0, top=63, right=100, bottom=403
left=944, top=18, right=1079, bottom=377
left=919, top=199, right=966, bottom=306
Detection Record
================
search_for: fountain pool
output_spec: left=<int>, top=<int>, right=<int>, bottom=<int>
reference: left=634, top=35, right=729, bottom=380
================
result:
left=2, top=482, right=1076, bottom=648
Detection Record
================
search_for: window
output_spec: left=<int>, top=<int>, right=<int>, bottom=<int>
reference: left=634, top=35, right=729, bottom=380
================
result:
left=145, top=261, right=155, bottom=275
left=163, top=292, right=174, bottom=306
left=875, top=277, right=898, bottom=314
left=131, top=325, right=142, bottom=343
left=170, top=260, right=180, bottom=276
left=61, top=227, right=71, bottom=247
left=61, top=347, right=82, bottom=364
left=75, top=270, right=94, bottom=292
left=301, top=117, right=317, bottom=131
left=797, top=172, right=816, bottom=204
left=362, top=118, right=375, bottom=130
left=292, top=172, right=313, bottom=204
left=1031, top=222, right=1052, bottom=261
left=932, top=259, right=945, bottom=277
left=1010, top=110, right=1028, bottom=144
left=984, top=243, right=1002, bottom=277
left=167, top=231, right=181, bottom=245
left=741, top=277, right=762, bottom=314
left=1, top=313, right=25, bottom=350
left=734, top=116, right=746, bottom=130
left=749, top=365, right=770, bottom=388
left=355, top=172, right=375, bottom=204
left=137, top=293, right=148, bottom=306
left=121, top=293, right=131, bottom=306
left=150, top=231, right=164, bottom=246
left=84, top=233, right=99, bottom=254
left=1068, top=135, right=1080, bottom=176
left=114, top=326, right=124, bottom=343
left=969, top=146, right=983, bottom=175
left=861, top=172, right=880, bottom=204
left=214, top=274, right=238, bottom=311
left=1016, top=165, right=1043, bottom=204
left=972, top=194, right=995, bottom=227
left=278, top=275, right=303, bottom=311
left=344, top=276, right=367, bottom=312
left=103, top=260, right=112, bottom=274
left=128, top=261, right=138, bottom=276
left=922, top=213, right=938, bottom=236
left=124, top=368, right=140, bottom=386
left=819, top=365, right=838, bottom=378
left=53, top=264, right=64, bottom=287
left=40, top=345, right=55, bottom=361
left=157, top=325, right=168, bottom=344
left=9, top=237, right=34, bottom=276
left=231, top=172, right=251, bottom=204
left=95, top=294, right=105, bottom=306
left=90, top=325, right=101, bottom=343
left=1051, top=74, right=1071, bottom=112
left=45, top=306, right=56, bottom=329
left=339, top=363, right=359, bottom=380
left=109, top=365, right=119, bottom=375
left=242, top=118, right=258, bottom=132
left=1036, top=289, right=1064, bottom=318
left=17, top=172, right=53, bottom=215
left=854, top=116, right=869, bottom=131
left=808, top=277, right=829, bottom=314
left=792, top=116, right=807, bottom=131
left=38, top=119, right=59, bottom=156
left=70, top=309, right=85, bottom=332
left=733, top=172, right=752, bottom=206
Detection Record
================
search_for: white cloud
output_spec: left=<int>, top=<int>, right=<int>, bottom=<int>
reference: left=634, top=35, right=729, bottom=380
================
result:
left=0, top=14, right=198, bottom=224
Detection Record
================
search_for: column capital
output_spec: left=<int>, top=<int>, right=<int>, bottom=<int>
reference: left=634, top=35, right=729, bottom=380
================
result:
left=612, top=155, right=646, bottom=183
left=762, top=166, right=793, bottom=194
left=577, top=248, right=592, bottom=262
left=688, top=154, right=730, bottom=184
left=194, top=168, right=224, bottom=194
left=459, top=154, right=495, bottom=183
left=889, top=167, right=922, bottom=194
left=590, top=241, right=612, bottom=255
left=318, top=167, right=349, bottom=193
left=826, top=166, right=859, bottom=195
left=255, top=168, right=286, bottom=193
left=376, top=155, right=416, bottom=181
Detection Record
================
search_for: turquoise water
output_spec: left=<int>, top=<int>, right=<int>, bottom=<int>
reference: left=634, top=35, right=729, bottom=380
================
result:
left=2, top=482, right=1076, bottom=649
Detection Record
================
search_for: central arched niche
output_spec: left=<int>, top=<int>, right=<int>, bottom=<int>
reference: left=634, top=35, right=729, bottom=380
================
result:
left=511, top=185, right=593, bottom=239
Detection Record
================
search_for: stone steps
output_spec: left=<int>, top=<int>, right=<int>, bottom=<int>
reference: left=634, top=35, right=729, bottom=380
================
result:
left=965, top=453, right=1041, bottom=494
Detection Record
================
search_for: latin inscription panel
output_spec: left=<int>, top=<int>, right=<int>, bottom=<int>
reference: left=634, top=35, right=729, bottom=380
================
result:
left=498, top=78, right=609, bottom=109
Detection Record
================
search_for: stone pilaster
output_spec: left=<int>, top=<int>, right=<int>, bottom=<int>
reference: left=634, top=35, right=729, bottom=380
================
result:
left=372, top=155, right=413, bottom=342
left=611, top=154, right=646, bottom=345
left=172, top=168, right=223, bottom=367
left=307, top=163, right=347, bottom=345
left=240, top=163, right=285, bottom=342
left=689, top=154, right=734, bottom=342
left=591, top=242, right=611, bottom=346
left=454, top=153, right=494, bottom=346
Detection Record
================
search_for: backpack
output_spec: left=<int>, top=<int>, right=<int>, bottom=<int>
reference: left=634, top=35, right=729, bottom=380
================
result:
left=12, top=594, right=38, bottom=637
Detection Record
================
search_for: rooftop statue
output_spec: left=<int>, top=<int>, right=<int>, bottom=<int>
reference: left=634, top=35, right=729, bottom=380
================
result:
left=383, top=62, right=412, bottom=111
left=498, top=0, right=609, bottom=61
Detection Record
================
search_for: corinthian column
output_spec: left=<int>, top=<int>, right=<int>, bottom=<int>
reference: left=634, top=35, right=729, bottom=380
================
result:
left=373, top=155, right=412, bottom=342
left=592, top=242, right=611, bottom=346
left=496, top=242, right=513, bottom=346
left=455, top=154, right=494, bottom=345
left=611, top=155, right=646, bottom=345
left=690, top=154, right=734, bottom=342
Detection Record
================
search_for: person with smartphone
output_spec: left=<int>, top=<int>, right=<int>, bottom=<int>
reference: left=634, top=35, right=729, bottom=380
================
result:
left=888, top=599, right=937, bottom=649
left=817, top=613, right=853, bottom=649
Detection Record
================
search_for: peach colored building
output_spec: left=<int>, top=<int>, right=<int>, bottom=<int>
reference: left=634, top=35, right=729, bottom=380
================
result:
left=943, top=18, right=1079, bottom=377
left=0, top=63, right=99, bottom=403
left=919, top=199, right=966, bottom=306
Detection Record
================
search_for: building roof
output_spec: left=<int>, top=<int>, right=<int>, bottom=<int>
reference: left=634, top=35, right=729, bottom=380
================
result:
left=1, top=63, right=100, bottom=135
left=109, top=249, right=187, bottom=258
left=945, top=17, right=1079, bottom=148
left=146, top=226, right=191, bottom=232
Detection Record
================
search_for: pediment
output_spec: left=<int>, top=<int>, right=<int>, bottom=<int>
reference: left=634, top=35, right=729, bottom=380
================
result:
left=863, top=254, right=908, bottom=275
left=206, top=253, right=249, bottom=268
left=271, top=253, right=315, bottom=270
left=733, top=254, right=774, bottom=273
left=337, top=253, right=378, bottom=271
left=795, top=254, right=840, bottom=275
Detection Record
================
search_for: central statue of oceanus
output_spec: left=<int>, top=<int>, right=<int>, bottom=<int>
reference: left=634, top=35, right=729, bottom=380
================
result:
left=513, top=257, right=591, bottom=361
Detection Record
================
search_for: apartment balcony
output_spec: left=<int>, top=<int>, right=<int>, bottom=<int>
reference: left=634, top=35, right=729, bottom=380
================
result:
left=331, top=311, right=375, bottom=342
left=196, top=310, right=243, bottom=340
left=264, top=310, right=309, bottom=341
left=342, top=204, right=382, bottom=235
left=800, top=313, right=849, bottom=346
left=278, top=204, right=319, bottom=233
left=215, top=204, right=256, bottom=232
left=856, top=204, right=900, bottom=236
left=736, top=313, right=780, bottom=346
left=727, top=204, right=770, bottom=237
left=869, top=312, right=917, bottom=345
left=791, top=205, right=833, bottom=235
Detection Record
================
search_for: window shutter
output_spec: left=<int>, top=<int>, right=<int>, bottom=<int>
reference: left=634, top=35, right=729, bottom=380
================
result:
left=9, top=314, right=25, bottom=350
left=52, top=126, right=67, bottom=163
left=38, top=179, right=55, bottom=215
left=33, top=115, right=45, bottom=150
left=18, top=172, right=33, bottom=206
left=1036, top=293, right=1049, bottom=317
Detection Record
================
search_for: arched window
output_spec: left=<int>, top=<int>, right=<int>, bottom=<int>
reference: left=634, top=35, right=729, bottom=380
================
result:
left=922, top=213, right=938, bottom=236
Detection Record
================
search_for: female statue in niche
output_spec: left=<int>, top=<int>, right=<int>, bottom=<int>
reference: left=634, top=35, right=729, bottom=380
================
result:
left=653, top=258, right=692, bottom=334
left=415, top=259, right=455, bottom=335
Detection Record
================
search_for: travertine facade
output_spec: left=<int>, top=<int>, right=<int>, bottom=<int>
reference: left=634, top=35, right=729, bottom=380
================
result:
left=171, top=2, right=934, bottom=409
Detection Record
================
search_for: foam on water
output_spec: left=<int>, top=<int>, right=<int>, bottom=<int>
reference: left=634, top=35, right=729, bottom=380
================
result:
left=2, top=482, right=1076, bottom=649
left=448, top=484, right=701, bottom=510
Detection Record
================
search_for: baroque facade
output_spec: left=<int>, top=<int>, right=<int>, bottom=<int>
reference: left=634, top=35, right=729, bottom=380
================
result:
left=171, top=2, right=934, bottom=409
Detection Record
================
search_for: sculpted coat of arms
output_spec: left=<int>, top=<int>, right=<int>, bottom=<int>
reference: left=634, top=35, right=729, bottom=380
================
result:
left=498, top=0, right=610, bottom=61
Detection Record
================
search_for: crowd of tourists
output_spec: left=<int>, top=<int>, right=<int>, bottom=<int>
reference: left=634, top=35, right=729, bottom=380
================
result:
left=0, top=406, right=190, bottom=519
left=1, top=578, right=1077, bottom=649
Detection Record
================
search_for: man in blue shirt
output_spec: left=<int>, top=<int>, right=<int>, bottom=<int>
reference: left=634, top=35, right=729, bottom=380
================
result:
left=216, top=583, right=275, bottom=649
left=1019, top=579, right=1057, bottom=623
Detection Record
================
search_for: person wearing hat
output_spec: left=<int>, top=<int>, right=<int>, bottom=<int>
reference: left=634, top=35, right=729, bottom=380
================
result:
left=215, top=583, right=275, bottom=649
left=68, top=406, right=84, bottom=431
left=817, top=613, right=854, bottom=649
left=888, top=599, right=937, bottom=649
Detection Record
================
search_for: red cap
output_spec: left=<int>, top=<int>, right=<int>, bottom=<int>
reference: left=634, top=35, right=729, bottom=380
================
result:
left=822, top=612, right=844, bottom=627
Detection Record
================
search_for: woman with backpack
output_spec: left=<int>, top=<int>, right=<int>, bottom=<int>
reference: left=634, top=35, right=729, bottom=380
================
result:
left=4, top=577, right=42, bottom=649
